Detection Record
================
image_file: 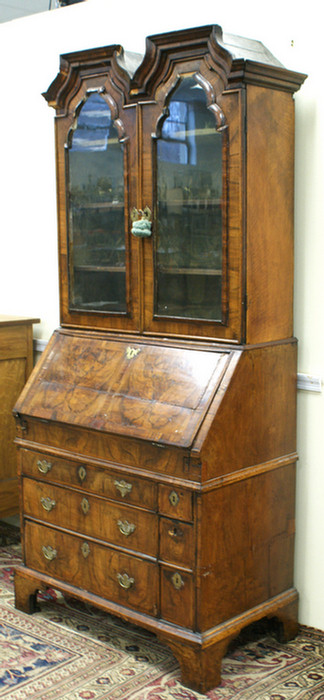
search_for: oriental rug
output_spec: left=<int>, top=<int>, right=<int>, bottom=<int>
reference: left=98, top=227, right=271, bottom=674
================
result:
left=0, top=524, right=323, bottom=700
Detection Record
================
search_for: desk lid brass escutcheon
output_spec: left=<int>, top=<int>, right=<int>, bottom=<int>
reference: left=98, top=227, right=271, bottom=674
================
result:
left=126, top=346, right=141, bottom=360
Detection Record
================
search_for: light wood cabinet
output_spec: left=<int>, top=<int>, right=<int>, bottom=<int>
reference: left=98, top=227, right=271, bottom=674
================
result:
left=0, top=315, right=39, bottom=517
left=13, top=26, right=306, bottom=692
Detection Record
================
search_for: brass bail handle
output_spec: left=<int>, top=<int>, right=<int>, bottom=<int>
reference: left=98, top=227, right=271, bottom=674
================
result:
left=131, top=206, right=152, bottom=237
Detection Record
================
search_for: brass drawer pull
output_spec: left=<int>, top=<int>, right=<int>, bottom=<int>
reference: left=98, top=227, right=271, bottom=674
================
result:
left=171, top=572, right=184, bottom=590
left=168, top=525, right=183, bottom=539
left=117, top=572, right=135, bottom=589
left=42, top=545, right=57, bottom=561
left=81, top=542, right=90, bottom=558
left=37, top=459, right=52, bottom=475
left=114, top=479, right=133, bottom=498
left=169, top=490, right=180, bottom=507
left=40, top=496, right=56, bottom=512
left=78, top=465, right=87, bottom=482
left=117, top=519, right=136, bottom=537
left=81, top=497, right=90, bottom=514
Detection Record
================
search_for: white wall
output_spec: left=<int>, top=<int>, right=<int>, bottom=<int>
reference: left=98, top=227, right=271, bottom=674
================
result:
left=0, top=0, right=323, bottom=630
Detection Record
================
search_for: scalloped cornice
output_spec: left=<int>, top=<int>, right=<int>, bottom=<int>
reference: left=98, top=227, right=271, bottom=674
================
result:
left=42, top=44, right=122, bottom=114
left=43, top=25, right=307, bottom=114
left=127, top=25, right=232, bottom=102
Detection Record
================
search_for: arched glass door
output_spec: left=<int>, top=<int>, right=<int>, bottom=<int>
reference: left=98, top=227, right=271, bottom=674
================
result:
left=67, top=91, right=126, bottom=314
left=155, top=76, right=226, bottom=322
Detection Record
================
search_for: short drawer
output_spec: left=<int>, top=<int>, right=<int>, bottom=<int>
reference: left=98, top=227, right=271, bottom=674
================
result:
left=158, top=484, right=193, bottom=521
left=160, top=565, right=194, bottom=629
left=24, top=520, right=158, bottom=617
left=23, top=478, right=158, bottom=557
left=159, top=517, right=194, bottom=568
left=20, top=448, right=157, bottom=510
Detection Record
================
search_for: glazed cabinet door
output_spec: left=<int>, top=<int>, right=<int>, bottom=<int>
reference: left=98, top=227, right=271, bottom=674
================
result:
left=52, top=51, right=141, bottom=332
left=138, top=55, right=245, bottom=341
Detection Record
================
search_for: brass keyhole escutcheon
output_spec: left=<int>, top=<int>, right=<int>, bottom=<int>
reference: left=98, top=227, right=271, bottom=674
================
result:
left=81, top=497, right=90, bottom=515
left=171, top=572, right=184, bottom=590
left=78, top=465, right=87, bottom=482
left=81, top=542, right=90, bottom=558
left=168, top=525, right=183, bottom=539
left=169, top=490, right=179, bottom=507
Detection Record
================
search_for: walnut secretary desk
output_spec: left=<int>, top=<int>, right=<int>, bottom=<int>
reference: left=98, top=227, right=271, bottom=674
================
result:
left=13, top=26, right=306, bottom=692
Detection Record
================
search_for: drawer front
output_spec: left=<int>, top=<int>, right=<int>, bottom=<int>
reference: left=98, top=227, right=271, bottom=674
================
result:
left=23, top=478, right=158, bottom=557
left=159, top=517, right=194, bottom=568
left=158, top=484, right=193, bottom=521
left=20, top=448, right=157, bottom=510
left=24, top=521, right=158, bottom=617
left=160, top=565, right=194, bottom=629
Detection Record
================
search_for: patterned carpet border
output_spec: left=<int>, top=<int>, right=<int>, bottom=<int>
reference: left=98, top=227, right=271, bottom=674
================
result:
left=0, top=525, right=323, bottom=700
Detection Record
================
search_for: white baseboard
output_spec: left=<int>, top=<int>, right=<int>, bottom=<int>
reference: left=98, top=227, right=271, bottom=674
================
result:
left=34, top=338, right=48, bottom=354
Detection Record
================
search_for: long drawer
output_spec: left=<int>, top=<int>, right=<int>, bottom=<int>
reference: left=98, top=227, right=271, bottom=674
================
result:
left=23, top=477, right=157, bottom=557
left=20, top=448, right=157, bottom=510
left=24, top=520, right=158, bottom=617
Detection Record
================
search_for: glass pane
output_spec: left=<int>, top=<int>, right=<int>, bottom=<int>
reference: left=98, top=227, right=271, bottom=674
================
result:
left=156, top=77, right=224, bottom=321
left=68, top=92, right=126, bottom=313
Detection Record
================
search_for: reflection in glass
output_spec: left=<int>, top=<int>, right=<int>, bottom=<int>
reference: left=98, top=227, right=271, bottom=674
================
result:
left=156, top=77, right=225, bottom=321
left=68, top=92, right=126, bottom=313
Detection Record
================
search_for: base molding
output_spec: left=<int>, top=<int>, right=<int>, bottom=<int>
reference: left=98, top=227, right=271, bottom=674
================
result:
left=160, top=588, right=298, bottom=692
left=14, top=565, right=298, bottom=693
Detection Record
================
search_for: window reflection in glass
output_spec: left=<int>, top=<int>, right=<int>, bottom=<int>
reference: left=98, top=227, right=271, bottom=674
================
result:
left=68, top=92, right=126, bottom=313
left=156, top=77, right=225, bottom=321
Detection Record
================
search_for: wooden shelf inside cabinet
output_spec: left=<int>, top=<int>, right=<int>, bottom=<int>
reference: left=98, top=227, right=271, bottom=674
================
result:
left=159, top=199, right=222, bottom=207
left=74, top=265, right=126, bottom=273
left=75, top=202, right=124, bottom=210
left=159, top=267, right=222, bottom=276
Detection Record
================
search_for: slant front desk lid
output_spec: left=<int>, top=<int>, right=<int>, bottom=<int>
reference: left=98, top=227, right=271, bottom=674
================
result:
left=15, top=330, right=240, bottom=449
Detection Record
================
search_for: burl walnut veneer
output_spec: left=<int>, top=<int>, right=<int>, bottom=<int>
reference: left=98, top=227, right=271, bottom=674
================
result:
left=13, top=26, right=306, bottom=692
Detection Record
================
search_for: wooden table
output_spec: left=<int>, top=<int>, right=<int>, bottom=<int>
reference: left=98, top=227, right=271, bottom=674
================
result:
left=0, top=315, right=39, bottom=518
